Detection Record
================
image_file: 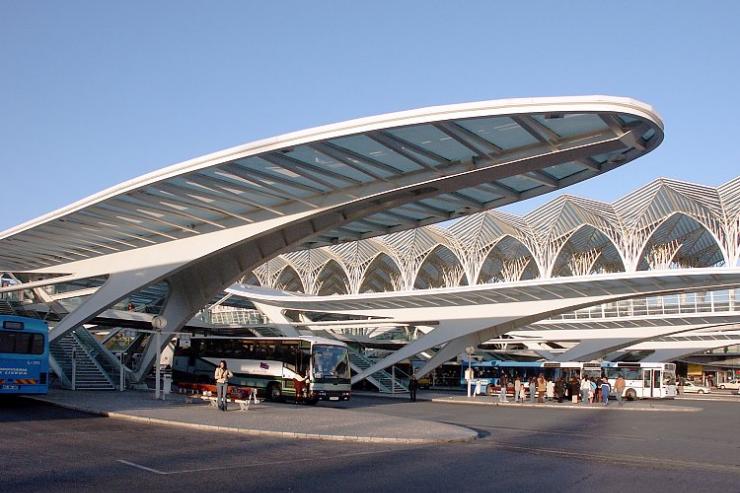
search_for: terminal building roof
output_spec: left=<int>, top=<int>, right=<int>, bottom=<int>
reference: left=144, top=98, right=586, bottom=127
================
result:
left=251, top=177, right=740, bottom=295
left=0, top=96, right=663, bottom=272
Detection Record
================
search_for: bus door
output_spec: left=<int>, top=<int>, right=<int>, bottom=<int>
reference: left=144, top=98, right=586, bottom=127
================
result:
left=642, top=369, right=661, bottom=398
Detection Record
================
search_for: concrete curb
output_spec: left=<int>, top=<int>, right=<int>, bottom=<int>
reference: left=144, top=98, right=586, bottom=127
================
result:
left=28, top=396, right=478, bottom=445
left=431, top=397, right=701, bottom=413
left=676, top=396, right=740, bottom=403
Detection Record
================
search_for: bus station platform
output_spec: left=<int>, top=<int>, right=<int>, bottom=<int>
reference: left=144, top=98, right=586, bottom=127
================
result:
left=28, top=389, right=478, bottom=444
left=431, top=395, right=701, bottom=412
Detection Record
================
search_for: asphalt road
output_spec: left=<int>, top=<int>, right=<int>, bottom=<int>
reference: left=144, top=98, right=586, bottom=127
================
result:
left=1, top=395, right=739, bottom=493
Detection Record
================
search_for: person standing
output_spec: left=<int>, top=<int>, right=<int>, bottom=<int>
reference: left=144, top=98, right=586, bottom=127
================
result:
left=409, top=373, right=419, bottom=402
left=600, top=377, right=611, bottom=406
left=556, top=378, right=565, bottom=403
left=536, top=373, right=546, bottom=403
left=519, top=381, right=526, bottom=403
left=214, top=360, right=233, bottom=412
left=546, top=378, right=555, bottom=401
left=580, top=375, right=591, bottom=404
left=589, top=377, right=597, bottom=404
left=529, top=377, right=536, bottom=403
left=499, top=374, right=508, bottom=403
left=514, top=375, right=521, bottom=403
left=614, top=374, right=626, bottom=406
left=569, top=377, right=580, bottom=404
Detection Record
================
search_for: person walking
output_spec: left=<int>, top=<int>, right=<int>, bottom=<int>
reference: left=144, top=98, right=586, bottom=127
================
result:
left=600, top=377, right=611, bottom=406
left=614, top=374, right=626, bottom=406
left=580, top=375, right=591, bottom=404
left=514, top=375, right=521, bottom=403
left=409, top=373, right=419, bottom=402
left=499, top=374, right=508, bottom=403
left=214, top=360, right=233, bottom=412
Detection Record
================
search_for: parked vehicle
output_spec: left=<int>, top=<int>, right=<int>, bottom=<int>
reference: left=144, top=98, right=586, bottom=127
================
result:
left=681, top=381, right=711, bottom=394
left=718, top=379, right=740, bottom=390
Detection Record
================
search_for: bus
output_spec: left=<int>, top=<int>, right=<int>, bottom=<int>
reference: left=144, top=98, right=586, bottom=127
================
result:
left=0, top=315, right=49, bottom=395
left=602, top=362, right=677, bottom=400
left=460, top=359, right=676, bottom=400
left=460, top=360, right=602, bottom=393
left=173, top=335, right=351, bottom=404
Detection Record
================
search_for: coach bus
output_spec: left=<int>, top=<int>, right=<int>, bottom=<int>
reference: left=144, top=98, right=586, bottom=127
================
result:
left=0, top=315, right=49, bottom=395
left=173, top=335, right=351, bottom=404
left=602, top=361, right=677, bottom=400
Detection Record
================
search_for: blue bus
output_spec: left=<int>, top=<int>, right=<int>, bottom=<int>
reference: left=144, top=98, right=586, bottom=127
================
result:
left=460, top=360, right=602, bottom=394
left=0, top=315, right=50, bottom=395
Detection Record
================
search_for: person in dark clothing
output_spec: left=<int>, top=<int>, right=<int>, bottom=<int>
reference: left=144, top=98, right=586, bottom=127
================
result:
left=556, top=378, right=566, bottom=403
left=409, top=373, right=419, bottom=402
left=569, top=377, right=580, bottom=404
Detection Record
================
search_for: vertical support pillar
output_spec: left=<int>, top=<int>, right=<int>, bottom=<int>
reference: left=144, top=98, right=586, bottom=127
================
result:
left=71, top=347, right=77, bottom=391
left=155, top=331, right=162, bottom=400
left=119, top=352, right=124, bottom=392
left=391, top=365, right=396, bottom=393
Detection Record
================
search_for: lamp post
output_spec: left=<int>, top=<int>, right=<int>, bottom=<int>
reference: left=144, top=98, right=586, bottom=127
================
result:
left=151, top=316, right=167, bottom=399
left=465, top=346, right=475, bottom=398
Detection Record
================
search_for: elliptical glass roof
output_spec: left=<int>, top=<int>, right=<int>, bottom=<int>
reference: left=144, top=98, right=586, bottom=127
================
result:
left=0, top=96, right=663, bottom=272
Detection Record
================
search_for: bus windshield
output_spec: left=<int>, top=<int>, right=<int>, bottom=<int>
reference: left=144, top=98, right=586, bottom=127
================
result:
left=663, top=371, right=676, bottom=386
left=312, top=345, right=350, bottom=383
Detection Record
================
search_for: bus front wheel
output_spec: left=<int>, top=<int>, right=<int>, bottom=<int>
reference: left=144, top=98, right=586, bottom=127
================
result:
left=268, top=383, right=283, bottom=401
left=625, top=389, right=637, bottom=401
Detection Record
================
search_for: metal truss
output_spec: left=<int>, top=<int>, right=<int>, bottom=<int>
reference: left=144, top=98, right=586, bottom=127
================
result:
left=256, top=177, right=740, bottom=294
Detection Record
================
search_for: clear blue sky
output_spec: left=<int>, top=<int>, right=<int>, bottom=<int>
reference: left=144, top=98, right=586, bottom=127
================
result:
left=1, top=2, right=739, bottom=231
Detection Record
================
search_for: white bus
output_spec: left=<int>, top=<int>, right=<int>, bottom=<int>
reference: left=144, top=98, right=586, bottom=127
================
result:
left=602, top=362, right=677, bottom=400
left=173, top=335, right=351, bottom=404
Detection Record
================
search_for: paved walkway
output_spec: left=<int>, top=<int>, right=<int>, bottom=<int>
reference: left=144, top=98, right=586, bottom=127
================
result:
left=431, top=395, right=701, bottom=412
left=30, top=389, right=477, bottom=444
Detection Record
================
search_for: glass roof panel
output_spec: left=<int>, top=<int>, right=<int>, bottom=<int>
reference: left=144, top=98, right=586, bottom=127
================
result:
left=330, top=134, right=426, bottom=172
left=235, top=157, right=333, bottom=194
left=285, top=146, right=375, bottom=183
left=202, top=170, right=283, bottom=207
left=542, top=161, right=587, bottom=179
left=417, top=196, right=462, bottom=213
left=387, top=124, right=474, bottom=162
left=456, top=186, right=505, bottom=204
left=456, top=117, right=538, bottom=150
left=497, top=175, right=542, bottom=193
left=532, top=113, right=607, bottom=139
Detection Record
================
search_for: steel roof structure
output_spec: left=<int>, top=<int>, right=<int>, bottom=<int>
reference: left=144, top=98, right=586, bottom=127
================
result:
left=252, top=177, right=740, bottom=295
left=0, top=95, right=664, bottom=385
left=230, top=268, right=740, bottom=382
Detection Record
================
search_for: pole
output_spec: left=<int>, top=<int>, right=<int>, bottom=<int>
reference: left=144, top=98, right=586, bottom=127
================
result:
left=391, top=365, right=396, bottom=393
left=155, top=331, right=161, bottom=400
left=467, top=358, right=472, bottom=398
left=119, top=352, right=124, bottom=392
left=71, top=347, right=77, bottom=391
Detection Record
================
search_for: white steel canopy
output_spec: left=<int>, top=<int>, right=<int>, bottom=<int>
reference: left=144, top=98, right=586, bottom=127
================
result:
left=0, top=96, right=663, bottom=272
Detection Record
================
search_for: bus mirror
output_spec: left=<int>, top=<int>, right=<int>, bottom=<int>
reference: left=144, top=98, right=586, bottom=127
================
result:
left=179, top=335, right=191, bottom=349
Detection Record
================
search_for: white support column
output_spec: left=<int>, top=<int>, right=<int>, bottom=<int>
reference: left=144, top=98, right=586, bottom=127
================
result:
left=155, top=330, right=161, bottom=400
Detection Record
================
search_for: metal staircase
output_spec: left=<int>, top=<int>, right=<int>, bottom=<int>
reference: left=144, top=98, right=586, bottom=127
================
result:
left=50, top=331, right=117, bottom=390
left=348, top=349, right=408, bottom=393
left=0, top=298, right=16, bottom=315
